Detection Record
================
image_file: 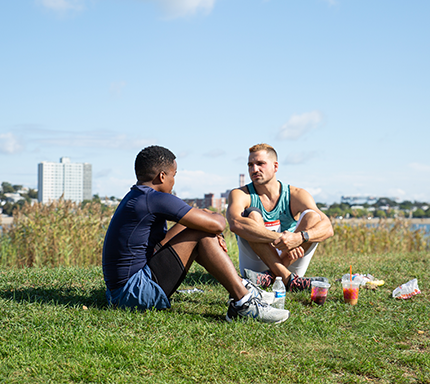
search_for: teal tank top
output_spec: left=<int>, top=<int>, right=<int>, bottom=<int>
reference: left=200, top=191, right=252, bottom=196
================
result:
left=247, top=181, right=297, bottom=233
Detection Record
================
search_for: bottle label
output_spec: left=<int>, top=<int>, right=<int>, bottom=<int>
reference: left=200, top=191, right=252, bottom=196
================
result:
left=274, top=291, right=286, bottom=298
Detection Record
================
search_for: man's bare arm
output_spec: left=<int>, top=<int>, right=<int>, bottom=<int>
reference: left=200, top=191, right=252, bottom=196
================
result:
left=272, top=187, right=334, bottom=251
left=290, top=186, right=334, bottom=242
left=179, top=208, right=226, bottom=234
left=226, top=188, right=279, bottom=243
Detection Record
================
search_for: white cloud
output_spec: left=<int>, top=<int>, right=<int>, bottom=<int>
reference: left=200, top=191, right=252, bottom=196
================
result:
left=177, top=150, right=191, bottom=158
left=40, top=133, right=154, bottom=150
left=304, top=187, right=322, bottom=198
left=283, top=151, right=317, bottom=165
left=148, top=0, right=216, bottom=18
left=94, top=176, right=135, bottom=198
left=277, top=111, right=324, bottom=140
left=110, top=81, right=127, bottom=97
left=37, top=0, right=85, bottom=12
left=94, top=168, right=112, bottom=178
left=37, top=0, right=215, bottom=18
left=175, top=169, right=231, bottom=198
left=322, top=0, right=338, bottom=6
left=15, top=128, right=155, bottom=151
left=388, top=188, right=407, bottom=199
left=10, top=126, right=156, bottom=152
left=0, top=133, right=24, bottom=154
left=234, top=155, right=247, bottom=164
left=204, top=149, right=225, bottom=158
left=409, top=162, right=430, bottom=172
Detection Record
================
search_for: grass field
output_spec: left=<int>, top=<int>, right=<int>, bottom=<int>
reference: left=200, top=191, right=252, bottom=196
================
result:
left=1, top=243, right=429, bottom=383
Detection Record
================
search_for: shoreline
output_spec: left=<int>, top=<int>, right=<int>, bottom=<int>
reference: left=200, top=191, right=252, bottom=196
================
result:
left=0, top=215, right=13, bottom=226
left=2, top=215, right=430, bottom=226
left=333, top=217, right=430, bottom=225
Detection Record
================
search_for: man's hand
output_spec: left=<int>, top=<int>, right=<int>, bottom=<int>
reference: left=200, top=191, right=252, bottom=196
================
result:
left=280, top=246, right=305, bottom=262
left=217, top=234, right=228, bottom=253
left=271, top=231, right=303, bottom=251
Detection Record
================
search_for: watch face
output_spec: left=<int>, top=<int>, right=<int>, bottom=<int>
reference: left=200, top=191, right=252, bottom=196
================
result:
left=302, top=231, right=309, bottom=242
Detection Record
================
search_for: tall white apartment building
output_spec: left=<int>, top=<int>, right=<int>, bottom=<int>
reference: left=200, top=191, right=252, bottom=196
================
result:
left=38, top=157, right=92, bottom=203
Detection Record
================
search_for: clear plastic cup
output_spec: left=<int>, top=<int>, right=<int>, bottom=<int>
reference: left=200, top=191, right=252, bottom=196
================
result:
left=342, top=280, right=360, bottom=305
left=310, top=281, right=331, bottom=305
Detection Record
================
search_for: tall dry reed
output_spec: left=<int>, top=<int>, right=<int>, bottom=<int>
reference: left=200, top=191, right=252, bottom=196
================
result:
left=1, top=204, right=428, bottom=268
left=318, top=219, right=429, bottom=256
left=0, top=199, right=115, bottom=267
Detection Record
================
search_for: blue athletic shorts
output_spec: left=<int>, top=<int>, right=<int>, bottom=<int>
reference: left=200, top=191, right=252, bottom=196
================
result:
left=106, top=265, right=171, bottom=310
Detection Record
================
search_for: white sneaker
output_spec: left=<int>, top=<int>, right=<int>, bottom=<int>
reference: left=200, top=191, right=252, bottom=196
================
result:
left=226, top=297, right=290, bottom=324
left=243, top=279, right=275, bottom=305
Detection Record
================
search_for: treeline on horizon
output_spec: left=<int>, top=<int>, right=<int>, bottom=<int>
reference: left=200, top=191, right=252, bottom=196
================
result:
left=0, top=181, right=117, bottom=217
left=318, top=198, right=430, bottom=219
left=1, top=181, right=430, bottom=219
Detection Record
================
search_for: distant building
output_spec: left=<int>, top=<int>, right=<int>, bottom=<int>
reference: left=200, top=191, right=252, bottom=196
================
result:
left=4, top=193, right=24, bottom=204
left=341, top=196, right=378, bottom=206
left=182, top=193, right=227, bottom=212
left=220, top=190, right=230, bottom=199
left=204, top=193, right=227, bottom=211
left=239, top=174, right=245, bottom=187
left=38, top=157, right=92, bottom=203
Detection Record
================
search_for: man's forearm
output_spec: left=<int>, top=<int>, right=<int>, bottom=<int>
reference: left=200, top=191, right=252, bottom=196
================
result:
left=273, top=217, right=334, bottom=251
left=303, top=218, right=334, bottom=243
left=230, top=217, right=280, bottom=243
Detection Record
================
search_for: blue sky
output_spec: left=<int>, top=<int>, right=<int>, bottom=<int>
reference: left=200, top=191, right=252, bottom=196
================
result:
left=1, top=0, right=429, bottom=203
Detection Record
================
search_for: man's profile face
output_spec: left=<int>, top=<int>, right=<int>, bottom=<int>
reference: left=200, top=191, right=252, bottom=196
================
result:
left=247, top=150, right=278, bottom=185
left=161, top=160, right=177, bottom=194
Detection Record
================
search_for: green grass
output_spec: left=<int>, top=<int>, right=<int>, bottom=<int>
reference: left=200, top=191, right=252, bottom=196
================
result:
left=1, top=248, right=429, bottom=383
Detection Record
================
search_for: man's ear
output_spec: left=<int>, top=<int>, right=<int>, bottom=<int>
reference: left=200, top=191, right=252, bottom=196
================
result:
left=274, top=161, right=279, bottom=173
left=153, top=171, right=165, bottom=185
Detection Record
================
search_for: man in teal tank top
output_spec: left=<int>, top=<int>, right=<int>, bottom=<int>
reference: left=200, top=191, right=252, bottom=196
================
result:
left=226, top=143, right=334, bottom=291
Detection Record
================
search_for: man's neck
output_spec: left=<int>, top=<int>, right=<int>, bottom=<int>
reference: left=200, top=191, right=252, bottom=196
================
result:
left=252, top=179, right=281, bottom=202
left=137, top=181, right=161, bottom=192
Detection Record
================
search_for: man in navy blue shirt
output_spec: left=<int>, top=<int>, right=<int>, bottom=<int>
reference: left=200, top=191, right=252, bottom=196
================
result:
left=102, top=145, right=291, bottom=323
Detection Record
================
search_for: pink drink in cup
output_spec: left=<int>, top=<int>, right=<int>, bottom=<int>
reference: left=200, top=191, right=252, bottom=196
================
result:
left=310, top=281, right=331, bottom=305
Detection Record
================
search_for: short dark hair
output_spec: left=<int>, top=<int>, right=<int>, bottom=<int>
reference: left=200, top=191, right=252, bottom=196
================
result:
left=135, top=146, right=176, bottom=182
left=249, top=143, right=278, bottom=161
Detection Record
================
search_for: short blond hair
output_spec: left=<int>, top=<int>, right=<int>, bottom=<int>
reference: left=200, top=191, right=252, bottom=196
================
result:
left=249, top=143, right=278, bottom=160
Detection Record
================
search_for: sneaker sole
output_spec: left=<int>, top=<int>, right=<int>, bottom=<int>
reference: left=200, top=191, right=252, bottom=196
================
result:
left=271, top=311, right=290, bottom=324
left=225, top=311, right=290, bottom=324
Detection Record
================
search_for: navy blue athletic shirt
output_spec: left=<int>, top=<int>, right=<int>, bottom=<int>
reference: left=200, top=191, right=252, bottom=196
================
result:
left=102, top=184, right=192, bottom=290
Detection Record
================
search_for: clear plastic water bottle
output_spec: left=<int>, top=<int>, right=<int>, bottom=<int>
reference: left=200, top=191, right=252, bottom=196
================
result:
left=272, top=276, right=286, bottom=309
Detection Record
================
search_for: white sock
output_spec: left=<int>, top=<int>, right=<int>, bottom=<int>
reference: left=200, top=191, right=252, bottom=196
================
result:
left=241, top=278, right=248, bottom=287
left=235, top=292, right=251, bottom=307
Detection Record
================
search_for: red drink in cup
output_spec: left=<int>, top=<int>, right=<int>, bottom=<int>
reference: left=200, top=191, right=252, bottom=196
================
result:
left=311, top=281, right=331, bottom=305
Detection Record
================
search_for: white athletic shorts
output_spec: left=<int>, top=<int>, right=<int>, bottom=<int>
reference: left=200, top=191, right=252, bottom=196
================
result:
left=238, top=209, right=319, bottom=277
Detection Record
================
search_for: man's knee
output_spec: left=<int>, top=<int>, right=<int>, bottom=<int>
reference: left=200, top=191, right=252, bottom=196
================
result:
left=296, top=209, right=321, bottom=230
left=242, top=207, right=264, bottom=224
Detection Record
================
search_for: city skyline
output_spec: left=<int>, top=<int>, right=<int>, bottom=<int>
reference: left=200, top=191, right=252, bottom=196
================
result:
left=1, top=1, right=429, bottom=204
left=3, top=174, right=429, bottom=206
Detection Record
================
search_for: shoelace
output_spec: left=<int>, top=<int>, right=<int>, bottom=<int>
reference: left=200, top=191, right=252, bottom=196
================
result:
left=246, top=297, right=269, bottom=310
left=290, top=275, right=311, bottom=291
left=256, top=274, right=272, bottom=287
left=244, top=280, right=262, bottom=297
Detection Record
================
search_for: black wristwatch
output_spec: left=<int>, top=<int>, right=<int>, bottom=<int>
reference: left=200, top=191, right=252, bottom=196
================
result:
left=301, top=231, right=309, bottom=243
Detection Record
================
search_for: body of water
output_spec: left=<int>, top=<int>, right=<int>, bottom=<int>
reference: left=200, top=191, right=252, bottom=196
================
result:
left=411, top=223, right=430, bottom=235
left=2, top=219, right=430, bottom=235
